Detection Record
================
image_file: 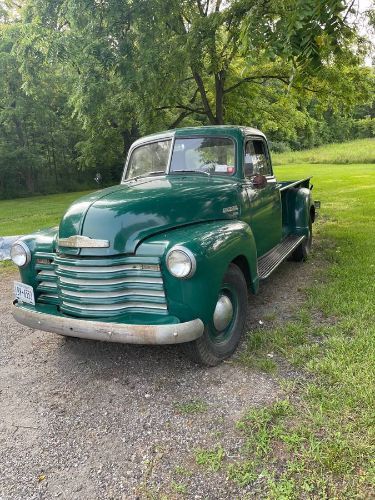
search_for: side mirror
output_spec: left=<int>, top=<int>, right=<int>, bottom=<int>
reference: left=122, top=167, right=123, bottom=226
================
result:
left=251, top=174, right=267, bottom=189
left=94, top=172, right=102, bottom=185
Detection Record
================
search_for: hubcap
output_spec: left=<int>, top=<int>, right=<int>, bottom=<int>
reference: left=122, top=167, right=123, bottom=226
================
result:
left=213, top=294, right=234, bottom=332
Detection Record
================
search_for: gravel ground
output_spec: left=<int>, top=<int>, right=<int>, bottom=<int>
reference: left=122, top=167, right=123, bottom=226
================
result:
left=0, top=256, right=318, bottom=499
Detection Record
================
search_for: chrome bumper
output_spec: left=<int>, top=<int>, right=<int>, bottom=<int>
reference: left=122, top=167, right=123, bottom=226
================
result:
left=12, top=303, right=204, bottom=345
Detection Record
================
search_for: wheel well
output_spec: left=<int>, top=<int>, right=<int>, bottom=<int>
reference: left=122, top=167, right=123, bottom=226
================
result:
left=231, top=255, right=251, bottom=287
left=310, top=205, right=316, bottom=222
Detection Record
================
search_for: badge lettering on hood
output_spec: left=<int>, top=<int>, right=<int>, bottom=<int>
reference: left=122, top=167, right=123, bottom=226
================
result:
left=223, top=205, right=239, bottom=215
left=58, top=235, right=110, bottom=248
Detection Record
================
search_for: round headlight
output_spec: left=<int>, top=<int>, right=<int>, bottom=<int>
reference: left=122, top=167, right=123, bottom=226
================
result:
left=10, top=241, right=31, bottom=267
left=166, top=246, right=196, bottom=279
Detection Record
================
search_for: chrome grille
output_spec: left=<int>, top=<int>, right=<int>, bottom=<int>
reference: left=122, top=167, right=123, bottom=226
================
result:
left=47, top=253, right=168, bottom=318
left=35, top=252, right=59, bottom=305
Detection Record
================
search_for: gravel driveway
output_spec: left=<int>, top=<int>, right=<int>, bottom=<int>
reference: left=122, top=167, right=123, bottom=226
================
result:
left=0, top=257, right=315, bottom=499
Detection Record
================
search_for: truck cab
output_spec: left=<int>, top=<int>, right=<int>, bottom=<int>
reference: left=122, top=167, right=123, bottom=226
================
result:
left=11, top=126, right=317, bottom=365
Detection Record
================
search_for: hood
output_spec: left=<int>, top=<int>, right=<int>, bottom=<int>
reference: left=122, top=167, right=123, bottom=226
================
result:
left=58, top=176, right=240, bottom=255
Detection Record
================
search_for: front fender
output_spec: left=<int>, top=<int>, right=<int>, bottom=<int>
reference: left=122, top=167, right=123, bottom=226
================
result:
left=136, top=220, right=258, bottom=324
left=16, top=227, right=58, bottom=289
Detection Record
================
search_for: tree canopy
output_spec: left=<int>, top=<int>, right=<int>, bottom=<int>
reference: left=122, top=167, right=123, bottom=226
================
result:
left=0, top=0, right=374, bottom=198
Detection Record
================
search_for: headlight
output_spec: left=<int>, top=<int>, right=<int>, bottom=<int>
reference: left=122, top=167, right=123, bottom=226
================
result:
left=10, top=241, right=31, bottom=267
left=166, top=246, right=196, bottom=279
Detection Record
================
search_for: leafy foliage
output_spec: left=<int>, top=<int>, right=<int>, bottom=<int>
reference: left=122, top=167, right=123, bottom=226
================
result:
left=0, top=0, right=374, bottom=198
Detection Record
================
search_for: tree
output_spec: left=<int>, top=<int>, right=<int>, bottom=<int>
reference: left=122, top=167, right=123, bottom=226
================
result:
left=0, top=7, right=86, bottom=198
left=19, top=1, right=373, bottom=135
left=132, top=0, right=372, bottom=127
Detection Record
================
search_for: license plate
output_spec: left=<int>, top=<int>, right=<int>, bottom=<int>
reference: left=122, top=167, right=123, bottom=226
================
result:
left=14, top=281, right=35, bottom=305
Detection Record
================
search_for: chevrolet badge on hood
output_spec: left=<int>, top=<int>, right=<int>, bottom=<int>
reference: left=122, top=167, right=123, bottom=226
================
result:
left=57, top=235, right=110, bottom=248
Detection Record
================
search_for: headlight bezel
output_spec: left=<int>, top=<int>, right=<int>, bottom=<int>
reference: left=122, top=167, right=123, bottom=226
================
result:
left=10, top=241, right=31, bottom=268
left=165, top=245, right=196, bottom=279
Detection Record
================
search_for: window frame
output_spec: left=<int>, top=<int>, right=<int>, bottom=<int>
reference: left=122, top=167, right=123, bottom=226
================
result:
left=122, top=133, right=239, bottom=182
left=244, top=136, right=274, bottom=180
left=122, top=136, right=174, bottom=182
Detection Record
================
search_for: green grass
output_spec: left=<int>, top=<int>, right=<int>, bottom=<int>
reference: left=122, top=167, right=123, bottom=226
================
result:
left=273, top=137, right=375, bottom=166
left=0, top=190, right=91, bottom=236
left=171, top=481, right=187, bottom=495
left=204, top=160, right=374, bottom=497
left=174, top=399, right=209, bottom=414
left=195, top=445, right=225, bottom=472
left=0, top=260, right=15, bottom=274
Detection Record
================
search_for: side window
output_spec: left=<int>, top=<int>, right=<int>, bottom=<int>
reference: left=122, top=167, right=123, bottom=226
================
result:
left=244, top=139, right=272, bottom=178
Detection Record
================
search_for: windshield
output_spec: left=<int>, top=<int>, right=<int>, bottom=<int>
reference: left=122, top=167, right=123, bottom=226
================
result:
left=170, top=137, right=236, bottom=175
left=125, top=135, right=236, bottom=180
left=125, top=139, right=171, bottom=179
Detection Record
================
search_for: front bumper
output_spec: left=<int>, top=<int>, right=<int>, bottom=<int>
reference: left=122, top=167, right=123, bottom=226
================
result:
left=12, top=302, right=204, bottom=345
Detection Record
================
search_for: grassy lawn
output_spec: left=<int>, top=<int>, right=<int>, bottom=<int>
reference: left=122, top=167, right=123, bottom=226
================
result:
left=235, top=162, right=374, bottom=497
left=0, top=190, right=91, bottom=236
left=192, top=159, right=374, bottom=496
left=273, top=137, right=375, bottom=166
left=0, top=259, right=15, bottom=274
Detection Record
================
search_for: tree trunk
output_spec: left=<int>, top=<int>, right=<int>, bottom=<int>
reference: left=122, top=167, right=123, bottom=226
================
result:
left=24, top=167, right=35, bottom=194
left=12, top=116, right=25, bottom=147
left=50, top=132, right=59, bottom=188
left=192, top=70, right=217, bottom=124
left=215, top=70, right=225, bottom=125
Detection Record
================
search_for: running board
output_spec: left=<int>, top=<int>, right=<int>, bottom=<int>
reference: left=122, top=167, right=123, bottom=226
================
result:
left=257, top=235, right=305, bottom=280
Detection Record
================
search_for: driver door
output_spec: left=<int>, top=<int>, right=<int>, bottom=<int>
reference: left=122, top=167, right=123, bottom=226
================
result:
left=243, top=137, right=282, bottom=257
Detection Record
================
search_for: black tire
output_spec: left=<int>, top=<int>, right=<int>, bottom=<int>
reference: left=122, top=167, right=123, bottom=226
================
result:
left=290, top=218, right=312, bottom=262
left=181, top=263, right=248, bottom=366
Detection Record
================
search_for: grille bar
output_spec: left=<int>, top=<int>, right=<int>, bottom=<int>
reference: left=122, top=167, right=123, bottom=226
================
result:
left=37, top=270, right=56, bottom=281
left=62, top=289, right=165, bottom=299
left=63, top=301, right=168, bottom=312
left=35, top=252, right=59, bottom=306
left=37, top=293, right=60, bottom=305
left=57, top=263, right=161, bottom=273
left=58, top=276, right=163, bottom=286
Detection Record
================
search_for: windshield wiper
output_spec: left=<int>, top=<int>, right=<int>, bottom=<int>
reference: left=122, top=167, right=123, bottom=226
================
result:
left=170, top=169, right=210, bottom=176
left=129, top=171, right=166, bottom=181
left=147, top=170, right=166, bottom=176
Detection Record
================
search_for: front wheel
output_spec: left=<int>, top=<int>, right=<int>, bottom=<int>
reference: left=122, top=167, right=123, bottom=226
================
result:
left=181, top=263, right=248, bottom=366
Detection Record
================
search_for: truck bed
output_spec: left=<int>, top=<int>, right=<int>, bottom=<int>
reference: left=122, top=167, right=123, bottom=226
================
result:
left=278, top=177, right=312, bottom=191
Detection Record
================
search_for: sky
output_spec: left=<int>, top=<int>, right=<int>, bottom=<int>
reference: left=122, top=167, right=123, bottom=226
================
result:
left=357, top=0, right=374, bottom=64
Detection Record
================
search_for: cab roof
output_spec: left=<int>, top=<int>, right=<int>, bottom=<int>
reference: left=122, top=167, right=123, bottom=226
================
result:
left=131, top=125, right=266, bottom=148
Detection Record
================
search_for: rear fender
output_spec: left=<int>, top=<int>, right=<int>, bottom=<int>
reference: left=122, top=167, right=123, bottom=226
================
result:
left=286, top=187, right=314, bottom=236
left=137, top=221, right=258, bottom=324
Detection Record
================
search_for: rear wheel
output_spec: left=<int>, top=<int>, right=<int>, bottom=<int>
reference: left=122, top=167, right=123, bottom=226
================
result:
left=290, top=218, right=312, bottom=262
left=181, top=263, right=248, bottom=366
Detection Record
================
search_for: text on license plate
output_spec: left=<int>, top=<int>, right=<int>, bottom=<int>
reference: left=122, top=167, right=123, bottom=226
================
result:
left=14, top=281, right=35, bottom=305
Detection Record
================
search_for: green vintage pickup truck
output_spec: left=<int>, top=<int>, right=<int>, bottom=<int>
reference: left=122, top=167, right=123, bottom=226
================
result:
left=11, top=126, right=318, bottom=365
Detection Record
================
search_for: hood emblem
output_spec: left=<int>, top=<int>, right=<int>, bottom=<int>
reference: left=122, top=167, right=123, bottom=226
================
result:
left=58, top=235, right=110, bottom=248
left=223, top=205, right=239, bottom=215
